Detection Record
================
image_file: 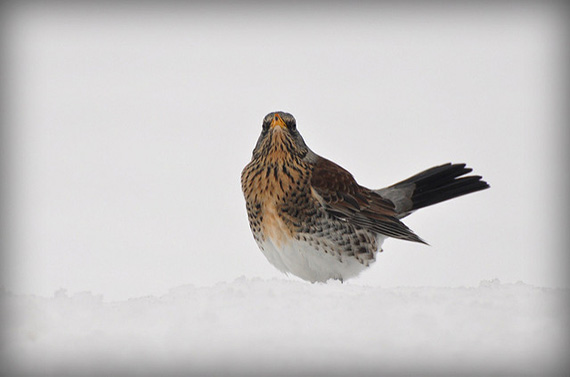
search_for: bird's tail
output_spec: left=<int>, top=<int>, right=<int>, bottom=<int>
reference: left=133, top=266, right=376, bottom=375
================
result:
left=376, top=163, right=490, bottom=217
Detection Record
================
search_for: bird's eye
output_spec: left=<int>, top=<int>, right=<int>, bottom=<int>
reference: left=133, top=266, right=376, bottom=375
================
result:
left=284, top=117, right=296, bottom=131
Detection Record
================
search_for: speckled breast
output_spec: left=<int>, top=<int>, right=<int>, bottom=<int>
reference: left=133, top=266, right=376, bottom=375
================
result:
left=241, top=153, right=380, bottom=274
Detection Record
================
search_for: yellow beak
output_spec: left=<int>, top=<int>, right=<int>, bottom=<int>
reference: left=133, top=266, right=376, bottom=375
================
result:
left=270, top=114, right=286, bottom=129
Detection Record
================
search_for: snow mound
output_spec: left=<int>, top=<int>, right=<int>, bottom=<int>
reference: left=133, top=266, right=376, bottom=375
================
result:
left=2, top=278, right=568, bottom=376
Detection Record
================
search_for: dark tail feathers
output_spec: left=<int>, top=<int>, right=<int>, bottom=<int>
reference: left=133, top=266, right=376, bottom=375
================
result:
left=392, top=163, right=490, bottom=212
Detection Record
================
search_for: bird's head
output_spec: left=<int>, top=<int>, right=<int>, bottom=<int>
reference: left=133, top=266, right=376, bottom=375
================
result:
left=252, top=111, right=309, bottom=161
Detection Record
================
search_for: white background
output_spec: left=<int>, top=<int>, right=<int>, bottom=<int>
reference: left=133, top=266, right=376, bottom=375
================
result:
left=3, top=2, right=568, bottom=301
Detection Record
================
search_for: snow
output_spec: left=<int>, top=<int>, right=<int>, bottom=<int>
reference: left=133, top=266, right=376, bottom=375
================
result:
left=3, top=278, right=568, bottom=376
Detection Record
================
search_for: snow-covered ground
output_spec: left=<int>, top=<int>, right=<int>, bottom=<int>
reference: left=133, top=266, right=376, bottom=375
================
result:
left=2, top=278, right=568, bottom=376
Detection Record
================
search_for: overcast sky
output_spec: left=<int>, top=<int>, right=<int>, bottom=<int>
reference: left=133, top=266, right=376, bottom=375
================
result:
left=2, top=2, right=568, bottom=300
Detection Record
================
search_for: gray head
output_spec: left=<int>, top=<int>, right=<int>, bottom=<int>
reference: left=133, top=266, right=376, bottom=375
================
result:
left=252, top=111, right=309, bottom=160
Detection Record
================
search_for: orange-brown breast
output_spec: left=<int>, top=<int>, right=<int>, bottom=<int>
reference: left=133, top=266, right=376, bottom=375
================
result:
left=241, top=132, right=313, bottom=247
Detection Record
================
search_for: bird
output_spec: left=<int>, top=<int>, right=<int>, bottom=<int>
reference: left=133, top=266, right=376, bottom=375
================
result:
left=241, top=111, right=489, bottom=283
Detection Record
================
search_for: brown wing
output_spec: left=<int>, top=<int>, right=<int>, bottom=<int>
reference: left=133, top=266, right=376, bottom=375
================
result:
left=310, top=157, right=426, bottom=243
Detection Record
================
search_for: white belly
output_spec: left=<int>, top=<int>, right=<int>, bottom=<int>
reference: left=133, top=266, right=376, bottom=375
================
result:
left=256, top=235, right=384, bottom=282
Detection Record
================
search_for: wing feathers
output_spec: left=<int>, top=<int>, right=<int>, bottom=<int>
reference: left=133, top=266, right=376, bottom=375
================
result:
left=310, top=157, right=426, bottom=244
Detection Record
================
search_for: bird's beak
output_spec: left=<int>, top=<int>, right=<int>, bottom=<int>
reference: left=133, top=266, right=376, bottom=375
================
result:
left=270, top=114, right=286, bottom=129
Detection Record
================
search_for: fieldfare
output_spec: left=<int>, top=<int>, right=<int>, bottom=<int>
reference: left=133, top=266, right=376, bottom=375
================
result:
left=241, top=111, right=489, bottom=282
